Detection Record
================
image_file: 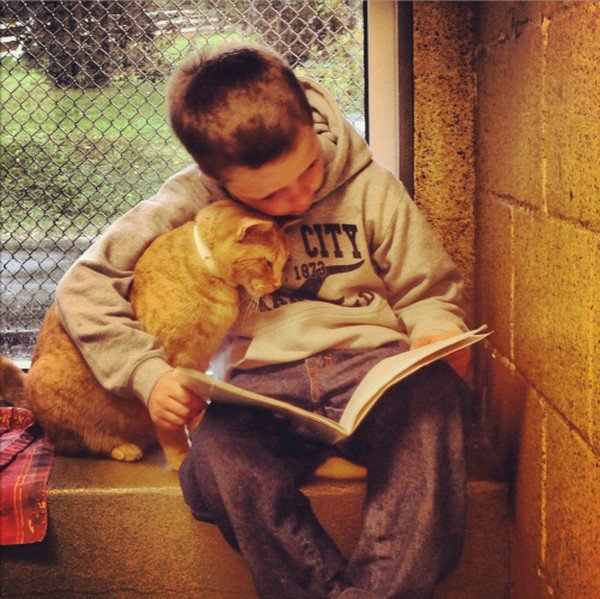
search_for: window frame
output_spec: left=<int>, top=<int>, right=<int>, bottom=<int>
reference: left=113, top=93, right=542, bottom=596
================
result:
left=364, top=0, right=413, bottom=195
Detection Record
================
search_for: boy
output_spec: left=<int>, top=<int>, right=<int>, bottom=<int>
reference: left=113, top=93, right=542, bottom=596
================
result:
left=56, top=43, right=471, bottom=597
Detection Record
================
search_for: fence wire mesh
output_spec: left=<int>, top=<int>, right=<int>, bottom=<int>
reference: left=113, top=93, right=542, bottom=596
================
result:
left=1, top=0, right=364, bottom=361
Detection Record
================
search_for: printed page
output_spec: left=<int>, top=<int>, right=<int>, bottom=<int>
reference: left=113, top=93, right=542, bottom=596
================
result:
left=338, top=326, right=491, bottom=432
left=174, top=368, right=347, bottom=444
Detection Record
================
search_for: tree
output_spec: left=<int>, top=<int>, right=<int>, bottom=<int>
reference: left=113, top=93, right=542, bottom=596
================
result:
left=204, top=0, right=359, bottom=67
left=5, top=1, right=159, bottom=88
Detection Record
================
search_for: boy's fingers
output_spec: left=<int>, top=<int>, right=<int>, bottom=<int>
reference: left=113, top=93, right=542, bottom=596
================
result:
left=167, top=401, right=190, bottom=420
left=156, top=407, right=187, bottom=429
left=169, top=382, right=199, bottom=406
left=187, top=394, right=207, bottom=414
left=165, top=411, right=187, bottom=426
left=163, top=393, right=205, bottom=424
left=177, top=391, right=208, bottom=419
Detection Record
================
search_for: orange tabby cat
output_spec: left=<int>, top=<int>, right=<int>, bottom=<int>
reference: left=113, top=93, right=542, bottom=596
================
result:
left=20, top=200, right=289, bottom=469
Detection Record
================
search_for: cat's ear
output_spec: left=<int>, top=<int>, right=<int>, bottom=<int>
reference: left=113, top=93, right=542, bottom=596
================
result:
left=236, top=219, right=275, bottom=243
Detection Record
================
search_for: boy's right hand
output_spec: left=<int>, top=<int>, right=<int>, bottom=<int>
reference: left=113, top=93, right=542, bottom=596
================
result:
left=148, top=371, right=207, bottom=430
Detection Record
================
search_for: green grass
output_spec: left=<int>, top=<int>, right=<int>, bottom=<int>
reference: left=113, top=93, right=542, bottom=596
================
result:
left=1, top=30, right=364, bottom=239
left=2, top=136, right=189, bottom=238
left=1, top=53, right=192, bottom=238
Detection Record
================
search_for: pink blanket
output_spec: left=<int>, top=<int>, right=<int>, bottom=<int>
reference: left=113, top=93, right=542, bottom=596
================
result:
left=0, top=407, right=54, bottom=544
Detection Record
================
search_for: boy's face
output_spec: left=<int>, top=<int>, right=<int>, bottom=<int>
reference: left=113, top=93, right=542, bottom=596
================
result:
left=221, top=126, right=325, bottom=217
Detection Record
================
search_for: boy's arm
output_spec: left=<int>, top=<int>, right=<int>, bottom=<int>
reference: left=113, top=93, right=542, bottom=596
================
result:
left=55, top=167, right=210, bottom=404
left=371, top=179, right=468, bottom=343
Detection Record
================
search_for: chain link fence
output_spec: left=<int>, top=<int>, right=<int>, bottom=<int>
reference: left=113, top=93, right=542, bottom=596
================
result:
left=1, top=0, right=364, bottom=362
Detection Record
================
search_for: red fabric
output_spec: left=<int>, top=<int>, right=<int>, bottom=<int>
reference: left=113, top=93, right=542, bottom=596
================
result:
left=0, top=407, right=54, bottom=544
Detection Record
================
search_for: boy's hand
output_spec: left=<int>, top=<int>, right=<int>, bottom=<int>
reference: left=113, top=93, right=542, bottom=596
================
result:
left=411, top=330, right=471, bottom=379
left=148, top=371, right=207, bottom=430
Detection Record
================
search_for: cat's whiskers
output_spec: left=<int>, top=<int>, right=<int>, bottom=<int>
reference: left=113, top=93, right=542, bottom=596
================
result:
left=241, top=295, right=262, bottom=322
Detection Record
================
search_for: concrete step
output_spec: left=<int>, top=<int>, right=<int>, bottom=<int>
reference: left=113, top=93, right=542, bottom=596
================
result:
left=1, top=428, right=509, bottom=598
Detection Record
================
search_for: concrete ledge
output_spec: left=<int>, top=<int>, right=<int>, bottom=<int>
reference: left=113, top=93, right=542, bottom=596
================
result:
left=1, top=429, right=509, bottom=598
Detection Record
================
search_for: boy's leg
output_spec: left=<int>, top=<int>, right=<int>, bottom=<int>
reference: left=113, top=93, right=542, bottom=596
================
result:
left=340, top=362, right=468, bottom=598
left=179, top=403, right=348, bottom=599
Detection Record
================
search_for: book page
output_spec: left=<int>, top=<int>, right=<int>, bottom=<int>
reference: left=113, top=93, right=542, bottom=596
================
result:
left=338, top=326, right=490, bottom=432
left=174, top=368, right=348, bottom=444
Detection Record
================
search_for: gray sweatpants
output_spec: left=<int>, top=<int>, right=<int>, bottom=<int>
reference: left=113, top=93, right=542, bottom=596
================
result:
left=179, top=346, right=468, bottom=598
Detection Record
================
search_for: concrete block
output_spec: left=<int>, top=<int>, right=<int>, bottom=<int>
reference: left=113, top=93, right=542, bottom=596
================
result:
left=435, top=481, right=510, bottom=599
left=546, top=3, right=600, bottom=230
left=478, top=1, right=560, bottom=42
left=511, top=386, right=544, bottom=566
left=510, top=538, right=552, bottom=599
left=475, top=193, right=512, bottom=357
left=513, top=1, right=552, bottom=30
left=1, top=452, right=257, bottom=598
left=544, top=409, right=600, bottom=597
left=413, top=1, right=476, bottom=317
left=426, top=215, right=476, bottom=315
left=413, top=1, right=476, bottom=222
left=476, top=2, right=515, bottom=46
left=477, top=345, right=530, bottom=477
left=477, top=351, right=546, bottom=598
left=514, top=210, right=594, bottom=434
left=592, top=253, right=600, bottom=450
left=414, top=2, right=475, bottom=76
left=476, top=17, right=544, bottom=205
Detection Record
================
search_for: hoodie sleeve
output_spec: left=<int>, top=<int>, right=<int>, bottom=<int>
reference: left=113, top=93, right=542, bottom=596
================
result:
left=55, top=166, right=211, bottom=404
left=370, top=175, right=468, bottom=341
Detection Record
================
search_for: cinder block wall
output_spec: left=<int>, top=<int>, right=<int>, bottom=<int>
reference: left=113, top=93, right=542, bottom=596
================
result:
left=475, top=2, right=600, bottom=597
left=413, top=2, right=476, bottom=317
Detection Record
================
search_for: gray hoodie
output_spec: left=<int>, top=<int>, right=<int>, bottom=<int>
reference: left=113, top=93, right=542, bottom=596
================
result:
left=55, top=77, right=467, bottom=404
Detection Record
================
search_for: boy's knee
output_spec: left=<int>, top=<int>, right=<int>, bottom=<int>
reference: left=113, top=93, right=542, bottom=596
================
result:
left=376, top=362, right=469, bottom=428
left=413, top=360, right=462, bottom=389
left=187, top=404, right=277, bottom=473
left=409, top=362, right=469, bottom=406
left=190, top=404, right=253, bottom=445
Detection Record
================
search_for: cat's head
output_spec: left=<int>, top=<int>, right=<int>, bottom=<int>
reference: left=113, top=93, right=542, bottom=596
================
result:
left=196, top=200, right=289, bottom=297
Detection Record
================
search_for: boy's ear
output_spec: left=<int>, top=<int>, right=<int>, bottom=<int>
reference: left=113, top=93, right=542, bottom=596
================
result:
left=236, top=219, right=274, bottom=243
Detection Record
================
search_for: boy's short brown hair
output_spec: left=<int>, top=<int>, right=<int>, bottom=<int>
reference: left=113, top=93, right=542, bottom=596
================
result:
left=167, top=42, right=313, bottom=181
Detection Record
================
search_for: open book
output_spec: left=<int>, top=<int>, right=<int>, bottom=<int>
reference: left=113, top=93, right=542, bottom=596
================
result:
left=175, top=325, right=490, bottom=445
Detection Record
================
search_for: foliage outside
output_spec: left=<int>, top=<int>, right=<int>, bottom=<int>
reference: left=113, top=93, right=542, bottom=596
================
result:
left=1, top=2, right=363, bottom=240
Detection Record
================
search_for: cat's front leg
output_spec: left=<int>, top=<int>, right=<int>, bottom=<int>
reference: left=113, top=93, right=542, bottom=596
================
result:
left=157, top=427, right=191, bottom=471
left=187, top=404, right=207, bottom=433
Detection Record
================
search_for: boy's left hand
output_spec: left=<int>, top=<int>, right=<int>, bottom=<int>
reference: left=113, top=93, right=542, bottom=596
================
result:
left=411, top=330, right=471, bottom=379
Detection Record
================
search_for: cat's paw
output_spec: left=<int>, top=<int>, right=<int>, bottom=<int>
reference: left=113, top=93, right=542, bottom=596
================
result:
left=110, top=443, right=144, bottom=462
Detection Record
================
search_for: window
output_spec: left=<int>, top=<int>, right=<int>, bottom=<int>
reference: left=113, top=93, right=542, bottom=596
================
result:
left=1, top=0, right=365, bottom=365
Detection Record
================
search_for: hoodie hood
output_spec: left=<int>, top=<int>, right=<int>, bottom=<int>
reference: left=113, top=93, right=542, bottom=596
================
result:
left=301, top=76, right=373, bottom=201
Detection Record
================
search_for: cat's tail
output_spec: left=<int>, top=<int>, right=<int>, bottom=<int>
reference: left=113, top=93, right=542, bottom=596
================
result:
left=0, top=355, right=28, bottom=408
